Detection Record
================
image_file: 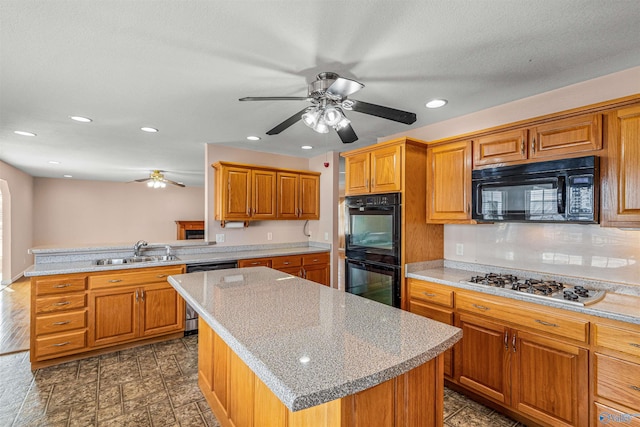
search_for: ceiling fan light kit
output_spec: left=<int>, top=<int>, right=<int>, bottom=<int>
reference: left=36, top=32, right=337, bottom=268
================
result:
left=240, top=72, right=416, bottom=144
left=133, top=169, right=185, bottom=188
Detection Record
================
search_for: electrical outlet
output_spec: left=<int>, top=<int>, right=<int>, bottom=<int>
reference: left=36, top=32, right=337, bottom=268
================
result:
left=456, top=243, right=464, bottom=256
left=267, top=232, right=273, bottom=241
left=215, top=234, right=225, bottom=243
left=324, top=232, right=329, bottom=241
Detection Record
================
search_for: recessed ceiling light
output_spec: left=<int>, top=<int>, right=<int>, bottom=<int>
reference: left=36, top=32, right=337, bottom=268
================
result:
left=14, top=130, right=36, bottom=136
left=301, top=145, right=313, bottom=150
left=425, top=99, right=448, bottom=109
left=48, top=161, right=61, bottom=165
left=63, top=174, right=73, bottom=178
left=141, top=127, right=159, bottom=133
left=69, top=115, right=92, bottom=123
left=246, top=136, right=261, bottom=141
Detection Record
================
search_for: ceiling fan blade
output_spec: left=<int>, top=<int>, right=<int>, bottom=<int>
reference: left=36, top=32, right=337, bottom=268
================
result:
left=347, top=100, right=417, bottom=124
left=327, top=77, right=364, bottom=98
left=239, top=96, right=310, bottom=101
left=266, top=108, right=308, bottom=135
left=133, top=178, right=151, bottom=182
left=336, top=124, right=358, bottom=143
left=164, top=179, right=186, bottom=187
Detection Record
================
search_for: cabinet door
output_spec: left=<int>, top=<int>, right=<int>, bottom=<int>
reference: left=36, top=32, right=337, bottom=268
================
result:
left=409, top=301, right=454, bottom=378
left=345, top=153, right=370, bottom=195
left=140, top=283, right=185, bottom=337
left=473, top=129, right=528, bottom=167
left=89, top=286, right=138, bottom=347
left=303, top=264, right=330, bottom=286
left=252, top=169, right=277, bottom=219
left=427, top=140, right=472, bottom=223
left=370, top=145, right=402, bottom=193
left=277, top=172, right=299, bottom=219
left=511, top=330, right=588, bottom=427
left=457, top=313, right=511, bottom=405
left=222, top=166, right=252, bottom=220
left=530, top=113, right=602, bottom=160
left=299, top=173, right=320, bottom=220
left=602, top=104, right=640, bottom=226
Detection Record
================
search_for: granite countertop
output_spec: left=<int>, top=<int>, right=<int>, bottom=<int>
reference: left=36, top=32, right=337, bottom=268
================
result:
left=168, top=267, right=462, bottom=412
left=24, top=243, right=330, bottom=277
left=406, top=260, right=640, bottom=326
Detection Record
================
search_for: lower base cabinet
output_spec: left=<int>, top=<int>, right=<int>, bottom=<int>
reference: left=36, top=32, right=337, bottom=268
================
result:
left=240, top=252, right=331, bottom=286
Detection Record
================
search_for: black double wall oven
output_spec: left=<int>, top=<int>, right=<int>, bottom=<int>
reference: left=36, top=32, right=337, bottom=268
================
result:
left=345, top=193, right=401, bottom=308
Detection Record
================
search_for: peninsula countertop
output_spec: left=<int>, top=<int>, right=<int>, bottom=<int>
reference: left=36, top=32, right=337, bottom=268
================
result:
left=167, top=267, right=462, bottom=411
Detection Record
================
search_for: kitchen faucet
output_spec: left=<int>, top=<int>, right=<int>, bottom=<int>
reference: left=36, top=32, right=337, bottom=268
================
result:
left=133, top=240, right=148, bottom=257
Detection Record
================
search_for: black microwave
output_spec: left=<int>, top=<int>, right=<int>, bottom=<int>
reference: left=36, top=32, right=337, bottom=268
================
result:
left=472, top=156, right=599, bottom=223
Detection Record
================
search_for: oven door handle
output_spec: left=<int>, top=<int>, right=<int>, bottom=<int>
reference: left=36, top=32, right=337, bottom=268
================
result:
left=557, top=176, right=566, bottom=214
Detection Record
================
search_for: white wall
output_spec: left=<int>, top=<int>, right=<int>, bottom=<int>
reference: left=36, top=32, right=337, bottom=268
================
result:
left=33, top=178, right=204, bottom=246
left=382, top=66, right=640, bottom=285
left=0, top=160, right=34, bottom=283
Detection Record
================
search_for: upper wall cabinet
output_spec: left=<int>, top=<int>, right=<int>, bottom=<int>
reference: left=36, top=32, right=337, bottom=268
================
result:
left=427, top=140, right=473, bottom=224
left=277, top=172, right=320, bottom=220
left=473, top=113, right=603, bottom=168
left=601, top=104, right=640, bottom=227
left=344, top=144, right=402, bottom=195
left=213, top=162, right=320, bottom=224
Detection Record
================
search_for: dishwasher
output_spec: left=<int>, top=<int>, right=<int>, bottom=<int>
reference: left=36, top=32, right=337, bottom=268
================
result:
left=184, top=261, right=238, bottom=335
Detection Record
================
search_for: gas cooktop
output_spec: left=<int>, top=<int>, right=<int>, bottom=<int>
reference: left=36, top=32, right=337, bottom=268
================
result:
left=462, top=273, right=605, bottom=306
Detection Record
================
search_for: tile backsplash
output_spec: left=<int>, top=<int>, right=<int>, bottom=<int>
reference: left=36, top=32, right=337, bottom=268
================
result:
left=444, top=223, right=640, bottom=286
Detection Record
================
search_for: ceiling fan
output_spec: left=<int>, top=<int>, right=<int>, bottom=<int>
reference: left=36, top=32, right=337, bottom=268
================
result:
left=132, top=170, right=185, bottom=188
left=239, top=72, right=417, bottom=144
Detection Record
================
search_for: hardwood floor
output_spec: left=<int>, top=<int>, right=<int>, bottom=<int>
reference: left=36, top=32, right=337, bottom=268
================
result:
left=0, top=276, right=30, bottom=355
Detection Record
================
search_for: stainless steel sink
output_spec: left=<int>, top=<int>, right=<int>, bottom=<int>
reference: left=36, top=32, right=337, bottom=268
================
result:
left=95, top=255, right=179, bottom=265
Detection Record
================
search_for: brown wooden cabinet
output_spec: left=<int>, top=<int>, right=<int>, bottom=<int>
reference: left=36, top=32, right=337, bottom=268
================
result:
left=344, top=144, right=402, bottom=195
left=426, top=140, right=473, bottom=223
left=31, top=274, right=88, bottom=363
left=602, top=104, right=640, bottom=227
left=473, top=113, right=602, bottom=167
left=88, top=265, right=186, bottom=348
left=214, top=162, right=320, bottom=224
left=239, top=252, right=330, bottom=286
left=277, top=172, right=320, bottom=220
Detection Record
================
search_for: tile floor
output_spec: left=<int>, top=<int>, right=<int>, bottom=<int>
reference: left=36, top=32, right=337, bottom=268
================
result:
left=0, top=335, right=525, bottom=427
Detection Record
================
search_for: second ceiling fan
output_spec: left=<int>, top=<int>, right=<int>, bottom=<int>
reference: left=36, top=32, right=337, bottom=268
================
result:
left=239, top=72, right=416, bottom=144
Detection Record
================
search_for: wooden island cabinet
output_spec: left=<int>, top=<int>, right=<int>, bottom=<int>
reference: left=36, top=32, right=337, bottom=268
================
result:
left=239, top=252, right=330, bottom=286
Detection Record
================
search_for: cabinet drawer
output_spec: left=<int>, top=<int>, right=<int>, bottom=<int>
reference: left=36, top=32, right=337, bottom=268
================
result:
left=302, top=252, right=330, bottom=266
left=35, top=310, right=87, bottom=335
left=456, top=292, right=589, bottom=342
left=35, top=330, right=87, bottom=359
left=35, top=294, right=87, bottom=314
left=238, top=258, right=272, bottom=268
left=595, top=353, right=640, bottom=411
left=409, top=301, right=454, bottom=325
left=408, top=279, right=454, bottom=308
left=272, top=255, right=302, bottom=269
left=594, top=323, right=640, bottom=359
left=594, top=402, right=640, bottom=426
left=88, top=266, right=184, bottom=289
left=34, top=276, right=86, bottom=296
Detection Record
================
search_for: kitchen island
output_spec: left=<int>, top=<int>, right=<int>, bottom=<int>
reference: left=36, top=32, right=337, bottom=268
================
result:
left=168, top=267, right=461, bottom=427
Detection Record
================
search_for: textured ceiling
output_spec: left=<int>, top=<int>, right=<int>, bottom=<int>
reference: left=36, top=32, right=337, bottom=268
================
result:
left=2, top=0, right=640, bottom=186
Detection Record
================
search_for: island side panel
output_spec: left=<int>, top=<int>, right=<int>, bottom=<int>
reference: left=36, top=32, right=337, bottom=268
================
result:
left=197, top=318, right=444, bottom=427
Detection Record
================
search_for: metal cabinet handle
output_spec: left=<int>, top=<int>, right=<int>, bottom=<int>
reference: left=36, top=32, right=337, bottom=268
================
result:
left=531, top=138, right=536, bottom=154
left=504, top=331, right=509, bottom=350
left=53, top=283, right=72, bottom=288
left=157, top=274, right=167, bottom=278
left=512, top=332, right=517, bottom=352
left=53, top=321, right=71, bottom=325
left=283, top=262, right=290, bottom=265
left=52, top=342, right=70, bottom=347
left=135, top=289, right=139, bottom=302
left=520, top=139, right=525, bottom=155
left=422, top=292, right=437, bottom=297
left=631, top=385, right=640, bottom=392
left=109, top=279, right=122, bottom=283
left=472, top=304, right=490, bottom=311
left=140, top=290, right=144, bottom=301
left=535, top=319, right=559, bottom=328
left=365, top=179, right=369, bottom=190
left=630, top=343, right=640, bottom=348
left=53, top=301, right=70, bottom=306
